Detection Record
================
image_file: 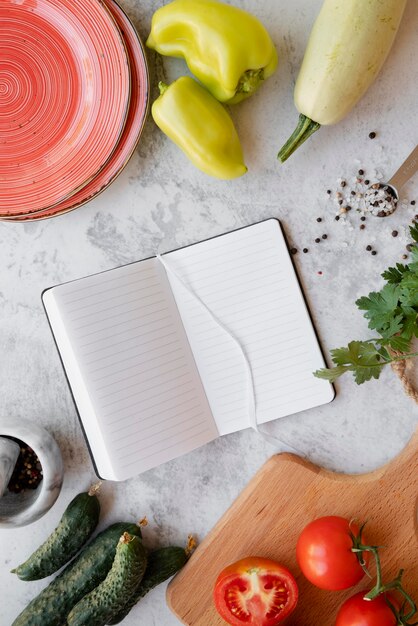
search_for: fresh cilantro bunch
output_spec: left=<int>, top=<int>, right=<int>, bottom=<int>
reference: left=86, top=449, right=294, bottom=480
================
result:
left=314, top=223, right=418, bottom=385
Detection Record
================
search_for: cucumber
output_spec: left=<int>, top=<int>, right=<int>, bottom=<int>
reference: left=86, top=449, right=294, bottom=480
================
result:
left=67, top=533, right=147, bottom=626
left=12, top=485, right=101, bottom=581
left=108, top=546, right=188, bottom=624
left=12, top=522, right=142, bottom=626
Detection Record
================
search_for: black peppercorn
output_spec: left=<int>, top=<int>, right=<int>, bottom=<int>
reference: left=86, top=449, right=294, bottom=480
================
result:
left=316, top=217, right=322, bottom=222
left=290, top=248, right=298, bottom=255
left=322, top=234, right=328, bottom=239
left=335, top=215, right=340, bottom=221
left=315, top=238, right=321, bottom=243
left=392, top=231, right=398, bottom=237
left=360, top=216, right=366, bottom=221
left=366, top=245, right=372, bottom=251
left=303, top=248, right=309, bottom=253
left=360, top=224, right=365, bottom=230
left=371, top=250, right=377, bottom=255
left=358, top=169, right=364, bottom=176
left=368, top=131, right=376, bottom=139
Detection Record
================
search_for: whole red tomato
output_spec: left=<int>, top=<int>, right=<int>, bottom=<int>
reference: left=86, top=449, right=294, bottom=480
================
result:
left=213, top=557, right=298, bottom=626
left=336, top=591, right=397, bottom=626
left=296, top=516, right=370, bottom=590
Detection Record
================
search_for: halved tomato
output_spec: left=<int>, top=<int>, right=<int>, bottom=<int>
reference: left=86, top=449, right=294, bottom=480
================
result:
left=213, top=557, right=298, bottom=625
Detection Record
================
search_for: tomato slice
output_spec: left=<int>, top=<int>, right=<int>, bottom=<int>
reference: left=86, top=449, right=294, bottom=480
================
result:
left=213, top=557, right=298, bottom=625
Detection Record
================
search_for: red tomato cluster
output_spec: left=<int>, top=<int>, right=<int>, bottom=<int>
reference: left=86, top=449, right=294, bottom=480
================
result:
left=213, top=516, right=399, bottom=626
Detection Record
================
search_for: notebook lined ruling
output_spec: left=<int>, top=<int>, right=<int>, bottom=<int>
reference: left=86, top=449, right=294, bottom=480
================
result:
left=43, top=219, right=334, bottom=481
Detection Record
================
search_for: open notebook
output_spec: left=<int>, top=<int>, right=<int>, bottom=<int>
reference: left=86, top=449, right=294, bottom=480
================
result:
left=43, top=219, right=334, bottom=481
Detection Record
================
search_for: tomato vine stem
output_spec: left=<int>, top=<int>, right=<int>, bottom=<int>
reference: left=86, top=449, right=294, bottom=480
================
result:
left=349, top=523, right=417, bottom=626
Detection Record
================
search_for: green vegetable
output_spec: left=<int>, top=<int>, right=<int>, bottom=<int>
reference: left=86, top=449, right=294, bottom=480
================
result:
left=108, top=546, right=188, bottom=624
left=278, top=0, right=407, bottom=162
left=315, top=222, right=418, bottom=385
left=12, top=522, right=142, bottom=626
left=146, top=0, right=278, bottom=104
left=152, top=77, right=247, bottom=180
left=67, top=533, right=147, bottom=626
left=12, top=484, right=101, bottom=581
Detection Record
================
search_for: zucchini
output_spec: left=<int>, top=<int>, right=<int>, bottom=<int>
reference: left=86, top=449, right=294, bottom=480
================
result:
left=12, top=522, right=142, bottom=626
left=67, top=533, right=147, bottom=626
left=278, top=0, right=407, bottom=162
left=108, top=546, right=188, bottom=624
left=12, top=484, right=101, bottom=581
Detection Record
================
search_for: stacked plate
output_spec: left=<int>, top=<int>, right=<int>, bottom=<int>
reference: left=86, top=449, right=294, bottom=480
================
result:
left=0, top=0, right=149, bottom=221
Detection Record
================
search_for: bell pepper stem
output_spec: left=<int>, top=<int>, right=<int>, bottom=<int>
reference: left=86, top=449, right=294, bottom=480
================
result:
left=158, top=81, right=169, bottom=95
left=277, top=114, right=321, bottom=163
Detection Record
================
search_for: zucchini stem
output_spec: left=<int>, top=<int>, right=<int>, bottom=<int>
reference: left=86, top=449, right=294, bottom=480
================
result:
left=278, top=114, right=320, bottom=163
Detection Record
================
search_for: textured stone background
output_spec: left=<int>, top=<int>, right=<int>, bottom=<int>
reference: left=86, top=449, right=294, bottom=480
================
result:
left=1, top=0, right=417, bottom=624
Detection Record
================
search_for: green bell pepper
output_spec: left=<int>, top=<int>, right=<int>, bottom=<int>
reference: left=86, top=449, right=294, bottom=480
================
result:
left=152, top=77, right=247, bottom=180
left=146, top=0, right=278, bottom=104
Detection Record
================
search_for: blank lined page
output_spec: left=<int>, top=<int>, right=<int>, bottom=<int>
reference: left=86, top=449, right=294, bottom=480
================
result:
left=43, top=258, right=217, bottom=481
left=164, top=219, right=334, bottom=435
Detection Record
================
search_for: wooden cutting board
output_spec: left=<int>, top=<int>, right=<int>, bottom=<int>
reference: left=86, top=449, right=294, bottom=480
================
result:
left=167, top=430, right=418, bottom=625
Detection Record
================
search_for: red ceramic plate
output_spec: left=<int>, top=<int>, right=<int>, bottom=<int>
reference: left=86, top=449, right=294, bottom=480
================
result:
left=0, top=0, right=130, bottom=217
left=7, top=0, right=149, bottom=222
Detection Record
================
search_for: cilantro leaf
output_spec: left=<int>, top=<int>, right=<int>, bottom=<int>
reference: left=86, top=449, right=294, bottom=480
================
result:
left=314, top=365, right=350, bottom=383
left=401, top=311, right=418, bottom=340
left=328, top=341, right=385, bottom=384
left=409, top=222, right=418, bottom=243
left=314, top=219, right=418, bottom=386
left=380, top=335, right=412, bottom=353
left=356, top=284, right=401, bottom=333
left=382, top=263, right=409, bottom=284
left=399, top=273, right=418, bottom=308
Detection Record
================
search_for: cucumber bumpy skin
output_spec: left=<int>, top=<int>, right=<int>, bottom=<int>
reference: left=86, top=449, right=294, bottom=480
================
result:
left=108, top=546, right=188, bottom=624
left=12, top=522, right=142, bottom=626
left=12, top=485, right=101, bottom=581
left=67, top=533, right=147, bottom=626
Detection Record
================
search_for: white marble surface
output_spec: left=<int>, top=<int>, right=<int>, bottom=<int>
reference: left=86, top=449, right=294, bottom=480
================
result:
left=1, top=0, right=418, bottom=624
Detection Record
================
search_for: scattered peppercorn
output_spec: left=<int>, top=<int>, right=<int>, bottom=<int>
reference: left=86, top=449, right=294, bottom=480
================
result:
left=290, top=248, right=298, bottom=255
left=303, top=248, right=309, bottom=253
left=406, top=244, right=414, bottom=252
left=360, top=216, right=366, bottom=221
left=364, top=180, right=370, bottom=185
left=402, top=254, right=408, bottom=260
left=358, top=169, right=364, bottom=176
left=317, top=271, right=323, bottom=275
left=346, top=206, right=352, bottom=211
left=315, top=238, right=321, bottom=243
left=351, top=191, right=356, bottom=196
left=327, top=190, right=331, bottom=195
left=322, top=234, right=328, bottom=239
left=368, top=132, right=376, bottom=139
left=411, top=200, right=416, bottom=206
left=316, top=217, right=322, bottom=222
left=366, top=245, right=372, bottom=251
left=360, top=224, right=365, bottom=230
left=335, top=215, right=340, bottom=221
left=392, top=230, right=398, bottom=237
left=415, top=214, right=418, bottom=220
left=341, top=180, right=346, bottom=187
left=371, top=250, right=377, bottom=255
